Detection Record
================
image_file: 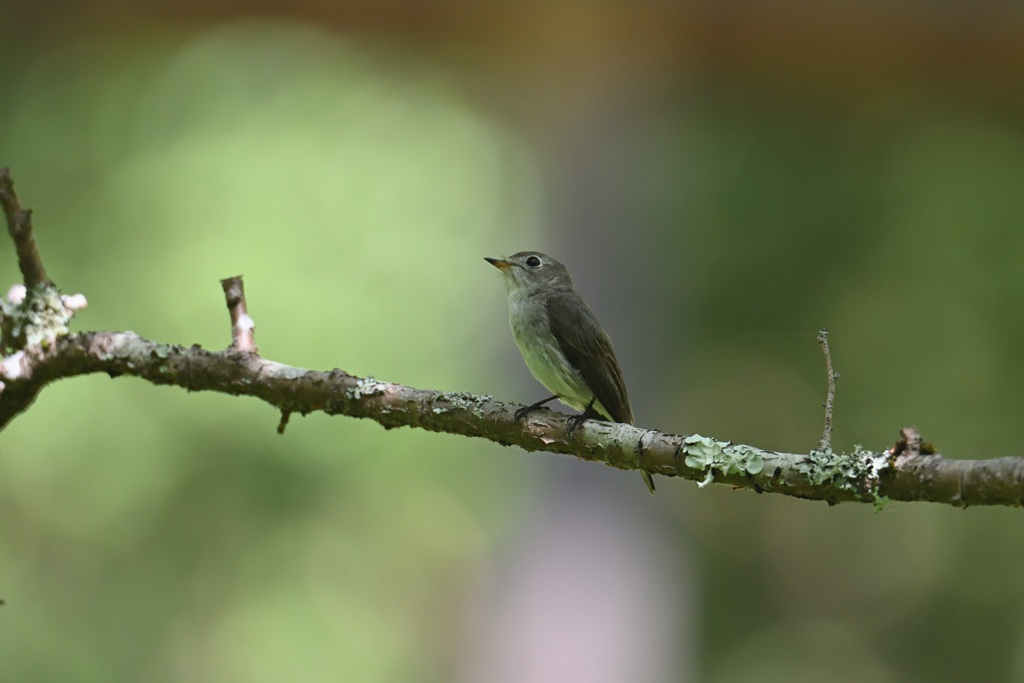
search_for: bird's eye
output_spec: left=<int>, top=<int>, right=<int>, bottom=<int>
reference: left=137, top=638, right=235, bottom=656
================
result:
left=526, top=256, right=541, bottom=267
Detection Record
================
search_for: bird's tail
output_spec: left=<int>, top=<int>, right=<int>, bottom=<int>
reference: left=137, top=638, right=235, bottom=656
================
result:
left=604, top=403, right=654, bottom=494
left=626, top=410, right=655, bottom=495
left=640, top=469, right=655, bottom=495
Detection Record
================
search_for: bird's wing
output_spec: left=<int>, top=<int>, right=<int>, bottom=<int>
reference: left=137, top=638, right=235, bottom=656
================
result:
left=546, top=291, right=634, bottom=425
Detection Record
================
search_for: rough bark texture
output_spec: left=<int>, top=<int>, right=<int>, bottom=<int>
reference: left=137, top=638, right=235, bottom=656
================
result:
left=1, top=168, right=1022, bottom=508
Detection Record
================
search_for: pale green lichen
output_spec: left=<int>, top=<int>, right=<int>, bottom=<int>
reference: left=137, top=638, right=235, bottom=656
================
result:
left=684, top=434, right=891, bottom=507
left=798, top=448, right=871, bottom=489
left=798, top=445, right=890, bottom=509
left=346, top=377, right=385, bottom=400
left=432, top=391, right=491, bottom=418
left=683, top=434, right=765, bottom=488
left=0, top=285, right=73, bottom=350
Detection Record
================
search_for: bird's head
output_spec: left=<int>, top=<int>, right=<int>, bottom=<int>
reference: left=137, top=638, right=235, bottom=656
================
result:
left=484, top=252, right=572, bottom=297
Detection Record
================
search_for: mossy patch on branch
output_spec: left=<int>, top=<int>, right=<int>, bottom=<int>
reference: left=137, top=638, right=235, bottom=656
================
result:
left=431, top=391, right=491, bottom=417
left=346, top=376, right=385, bottom=400
left=683, top=434, right=765, bottom=487
left=0, top=285, right=73, bottom=350
left=798, top=445, right=890, bottom=509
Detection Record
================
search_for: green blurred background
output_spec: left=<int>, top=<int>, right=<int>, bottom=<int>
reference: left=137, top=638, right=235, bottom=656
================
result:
left=3, top=2, right=1024, bottom=682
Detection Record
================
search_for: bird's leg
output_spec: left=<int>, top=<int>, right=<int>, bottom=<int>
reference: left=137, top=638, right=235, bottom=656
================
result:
left=567, top=397, right=603, bottom=435
left=513, top=394, right=560, bottom=423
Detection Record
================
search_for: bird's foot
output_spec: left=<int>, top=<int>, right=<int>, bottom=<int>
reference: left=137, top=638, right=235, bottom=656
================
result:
left=566, top=398, right=602, bottom=436
left=513, top=405, right=533, bottom=423
left=513, top=395, right=560, bottom=423
left=566, top=412, right=590, bottom=435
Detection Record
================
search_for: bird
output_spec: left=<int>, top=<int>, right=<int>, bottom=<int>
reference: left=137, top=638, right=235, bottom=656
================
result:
left=485, top=251, right=655, bottom=494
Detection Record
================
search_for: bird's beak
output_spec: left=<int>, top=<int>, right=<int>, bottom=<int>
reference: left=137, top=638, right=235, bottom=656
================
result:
left=484, top=257, right=512, bottom=270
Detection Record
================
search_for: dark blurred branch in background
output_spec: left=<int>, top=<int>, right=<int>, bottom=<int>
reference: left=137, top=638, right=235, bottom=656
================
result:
left=6, top=1, right=1024, bottom=110
left=1, top=168, right=1022, bottom=509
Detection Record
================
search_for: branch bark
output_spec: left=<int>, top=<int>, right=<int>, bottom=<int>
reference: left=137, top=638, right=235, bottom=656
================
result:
left=220, top=276, right=257, bottom=353
left=1, top=169, right=1022, bottom=509
left=0, top=168, right=51, bottom=289
left=817, top=328, right=838, bottom=452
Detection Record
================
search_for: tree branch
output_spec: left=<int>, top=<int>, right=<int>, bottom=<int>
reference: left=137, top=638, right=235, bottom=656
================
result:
left=817, top=328, right=838, bottom=452
left=0, top=168, right=51, bottom=289
left=220, top=276, right=258, bottom=353
left=0, top=169, right=1022, bottom=508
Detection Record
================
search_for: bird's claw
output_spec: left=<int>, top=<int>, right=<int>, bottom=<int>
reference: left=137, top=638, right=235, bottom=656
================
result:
left=513, top=395, right=560, bottom=424
left=566, top=413, right=589, bottom=436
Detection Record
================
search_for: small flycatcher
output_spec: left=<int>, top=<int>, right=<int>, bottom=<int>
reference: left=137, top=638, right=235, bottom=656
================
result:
left=486, top=251, right=655, bottom=494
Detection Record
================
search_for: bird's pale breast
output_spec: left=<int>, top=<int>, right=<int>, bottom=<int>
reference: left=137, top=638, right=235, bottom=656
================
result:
left=507, top=294, right=609, bottom=417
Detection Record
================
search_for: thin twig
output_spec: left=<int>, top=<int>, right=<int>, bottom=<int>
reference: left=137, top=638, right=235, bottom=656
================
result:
left=817, top=329, right=838, bottom=451
left=220, top=276, right=257, bottom=353
left=0, top=168, right=52, bottom=289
